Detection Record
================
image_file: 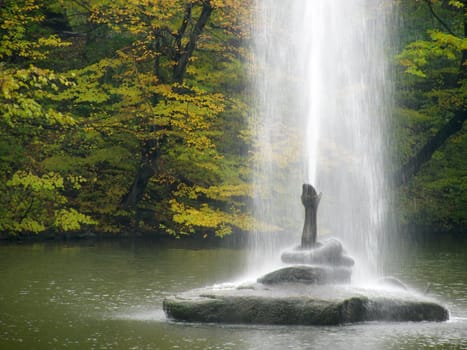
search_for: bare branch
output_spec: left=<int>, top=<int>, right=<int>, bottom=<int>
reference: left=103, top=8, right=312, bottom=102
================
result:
left=423, top=0, right=457, bottom=36
left=175, top=3, right=193, bottom=52
left=173, top=2, right=213, bottom=82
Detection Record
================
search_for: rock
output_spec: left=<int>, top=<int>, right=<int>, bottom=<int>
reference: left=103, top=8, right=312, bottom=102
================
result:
left=163, top=284, right=449, bottom=325
left=281, top=238, right=355, bottom=267
left=364, top=298, right=448, bottom=322
left=338, top=255, right=355, bottom=267
left=257, top=265, right=351, bottom=285
left=163, top=295, right=366, bottom=325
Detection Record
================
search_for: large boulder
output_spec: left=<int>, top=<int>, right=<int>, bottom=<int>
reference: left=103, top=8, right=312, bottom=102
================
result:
left=163, top=284, right=449, bottom=325
left=164, top=294, right=368, bottom=325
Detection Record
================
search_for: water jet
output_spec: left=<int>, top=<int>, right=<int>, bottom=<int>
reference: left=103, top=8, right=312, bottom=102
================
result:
left=164, top=0, right=450, bottom=326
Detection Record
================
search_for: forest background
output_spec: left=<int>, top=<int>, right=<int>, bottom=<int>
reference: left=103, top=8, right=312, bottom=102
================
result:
left=0, top=0, right=465, bottom=240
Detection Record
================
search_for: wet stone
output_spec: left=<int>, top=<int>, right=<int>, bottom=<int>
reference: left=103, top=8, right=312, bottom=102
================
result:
left=281, top=238, right=355, bottom=267
left=257, top=265, right=352, bottom=285
left=163, top=285, right=449, bottom=325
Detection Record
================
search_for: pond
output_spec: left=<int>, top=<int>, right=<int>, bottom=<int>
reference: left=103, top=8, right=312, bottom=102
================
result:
left=0, top=236, right=466, bottom=350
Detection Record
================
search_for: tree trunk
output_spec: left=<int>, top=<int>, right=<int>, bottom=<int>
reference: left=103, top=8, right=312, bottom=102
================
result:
left=394, top=110, right=466, bottom=186
left=121, top=147, right=161, bottom=208
left=173, top=2, right=212, bottom=82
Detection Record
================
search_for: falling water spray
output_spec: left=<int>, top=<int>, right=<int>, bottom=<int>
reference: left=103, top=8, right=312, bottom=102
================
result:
left=250, top=0, right=394, bottom=282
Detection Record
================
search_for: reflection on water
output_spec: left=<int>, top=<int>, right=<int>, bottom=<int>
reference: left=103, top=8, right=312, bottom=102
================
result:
left=0, top=237, right=466, bottom=350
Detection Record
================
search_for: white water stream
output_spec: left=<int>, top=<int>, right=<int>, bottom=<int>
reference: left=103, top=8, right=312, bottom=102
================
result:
left=250, top=0, right=394, bottom=282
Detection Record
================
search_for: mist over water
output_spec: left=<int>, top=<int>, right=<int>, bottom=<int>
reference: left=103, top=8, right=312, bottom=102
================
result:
left=250, top=0, right=394, bottom=281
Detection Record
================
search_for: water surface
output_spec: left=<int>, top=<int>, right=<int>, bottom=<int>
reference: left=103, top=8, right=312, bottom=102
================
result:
left=0, top=237, right=466, bottom=350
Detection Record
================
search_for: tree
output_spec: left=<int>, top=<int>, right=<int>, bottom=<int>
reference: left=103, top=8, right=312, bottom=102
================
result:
left=394, top=0, right=467, bottom=230
left=73, top=0, right=254, bottom=236
left=0, top=0, right=95, bottom=235
left=0, top=0, right=260, bottom=238
left=394, top=0, right=466, bottom=186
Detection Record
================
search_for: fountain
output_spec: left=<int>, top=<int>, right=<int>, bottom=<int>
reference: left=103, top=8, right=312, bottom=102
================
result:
left=163, top=0, right=450, bottom=325
left=163, top=184, right=448, bottom=324
left=248, top=0, right=395, bottom=281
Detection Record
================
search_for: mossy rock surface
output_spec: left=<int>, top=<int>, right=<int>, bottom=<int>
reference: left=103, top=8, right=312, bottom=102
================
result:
left=163, top=284, right=449, bottom=325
